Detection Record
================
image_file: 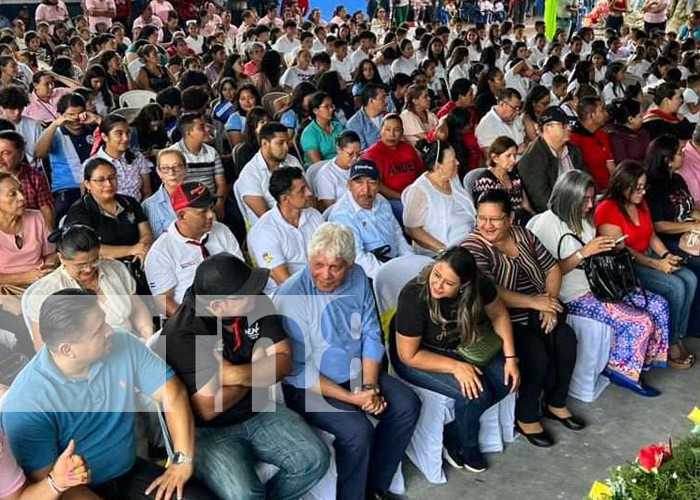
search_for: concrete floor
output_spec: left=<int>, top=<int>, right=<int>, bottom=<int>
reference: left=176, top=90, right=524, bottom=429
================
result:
left=400, top=338, right=700, bottom=500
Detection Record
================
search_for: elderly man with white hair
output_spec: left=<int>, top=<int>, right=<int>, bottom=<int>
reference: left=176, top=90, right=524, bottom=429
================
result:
left=274, top=222, right=421, bottom=500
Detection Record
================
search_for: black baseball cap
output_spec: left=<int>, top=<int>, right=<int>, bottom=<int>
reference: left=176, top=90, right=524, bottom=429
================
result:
left=192, top=253, right=269, bottom=297
left=539, top=106, right=577, bottom=127
left=349, top=158, right=380, bottom=180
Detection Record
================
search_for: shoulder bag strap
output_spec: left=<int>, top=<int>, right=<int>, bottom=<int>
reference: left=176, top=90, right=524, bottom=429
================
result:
left=556, top=232, right=585, bottom=261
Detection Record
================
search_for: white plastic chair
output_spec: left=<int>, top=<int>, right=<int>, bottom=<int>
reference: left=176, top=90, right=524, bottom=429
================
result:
left=566, top=314, right=612, bottom=402
left=463, top=167, right=486, bottom=199
left=262, top=92, right=288, bottom=116
left=20, top=280, right=42, bottom=339
left=119, top=89, right=157, bottom=108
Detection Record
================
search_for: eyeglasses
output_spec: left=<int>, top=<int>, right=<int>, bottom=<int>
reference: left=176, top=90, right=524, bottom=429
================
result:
left=477, top=215, right=507, bottom=225
left=158, top=165, right=185, bottom=174
left=342, top=148, right=361, bottom=159
left=319, top=103, right=336, bottom=110
left=634, top=184, right=647, bottom=193
left=501, top=101, right=521, bottom=113
left=66, top=257, right=99, bottom=271
left=90, top=176, right=118, bottom=185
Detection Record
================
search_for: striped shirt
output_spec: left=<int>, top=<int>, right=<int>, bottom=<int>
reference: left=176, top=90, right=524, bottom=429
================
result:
left=168, top=140, right=224, bottom=193
left=462, top=226, right=556, bottom=324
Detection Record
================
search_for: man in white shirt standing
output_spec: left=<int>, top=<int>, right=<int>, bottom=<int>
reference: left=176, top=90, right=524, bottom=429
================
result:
left=248, top=167, right=324, bottom=294
left=273, top=20, right=301, bottom=65
left=475, top=88, right=526, bottom=156
left=145, top=181, right=243, bottom=316
left=234, top=122, right=305, bottom=227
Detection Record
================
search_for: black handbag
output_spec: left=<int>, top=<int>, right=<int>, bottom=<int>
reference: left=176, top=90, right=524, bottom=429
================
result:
left=557, top=233, right=639, bottom=303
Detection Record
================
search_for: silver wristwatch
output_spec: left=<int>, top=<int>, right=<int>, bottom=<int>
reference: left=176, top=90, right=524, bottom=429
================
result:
left=171, top=451, right=194, bottom=465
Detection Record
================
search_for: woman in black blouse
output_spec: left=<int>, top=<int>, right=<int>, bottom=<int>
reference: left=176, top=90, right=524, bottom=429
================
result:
left=66, top=158, right=152, bottom=266
left=393, top=247, right=519, bottom=472
left=474, top=67, right=505, bottom=119
left=646, top=134, right=700, bottom=336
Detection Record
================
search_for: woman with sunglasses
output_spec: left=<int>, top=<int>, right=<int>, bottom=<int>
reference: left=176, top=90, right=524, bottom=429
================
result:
left=0, top=172, right=57, bottom=353
left=25, top=224, right=154, bottom=349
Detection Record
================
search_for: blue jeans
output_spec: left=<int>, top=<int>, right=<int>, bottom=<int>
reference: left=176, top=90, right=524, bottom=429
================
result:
left=53, top=188, right=81, bottom=224
left=387, top=198, right=404, bottom=226
left=634, top=262, right=697, bottom=346
left=663, top=238, right=700, bottom=336
left=194, top=405, right=330, bottom=500
left=283, top=373, right=420, bottom=500
left=390, top=338, right=510, bottom=452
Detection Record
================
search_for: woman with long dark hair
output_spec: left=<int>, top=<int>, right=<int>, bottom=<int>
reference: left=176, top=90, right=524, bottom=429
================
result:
left=316, top=70, right=353, bottom=125
left=235, top=107, right=272, bottom=173
left=129, top=103, right=169, bottom=159
left=252, top=49, right=284, bottom=95
left=217, top=53, right=254, bottom=89
left=276, top=81, right=317, bottom=137
left=81, top=64, right=114, bottom=116
left=475, top=66, right=505, bottom=118
left=447, top=46, right=471, bottom=85
left=100, top=50, right=129, bottom=98
left=595, top=160, right=696, bottom=370
left=393, top=246, right=518, bottom=470
left=352, top=59, right=384, bottom=107
left=93, top=113, right=154, bottom=202
left=522, top=85, right=551, bottom=142
left=213, top=77, right=237, bottom=125
left=225, top=83, right=262, bottom=146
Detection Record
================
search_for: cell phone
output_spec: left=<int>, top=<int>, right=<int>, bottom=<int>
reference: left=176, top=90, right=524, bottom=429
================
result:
left=614, top=234, right=629, bottom=245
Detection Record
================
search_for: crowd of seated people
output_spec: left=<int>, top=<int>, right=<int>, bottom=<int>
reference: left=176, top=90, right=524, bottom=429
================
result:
left=2, top=0, right=700, bottom=498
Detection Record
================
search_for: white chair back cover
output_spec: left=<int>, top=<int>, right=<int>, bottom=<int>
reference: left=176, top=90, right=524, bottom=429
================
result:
left=566, top=314, right=612, bottom=402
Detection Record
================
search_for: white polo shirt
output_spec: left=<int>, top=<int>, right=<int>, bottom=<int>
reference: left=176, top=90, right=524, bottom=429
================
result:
left=332, top=55, right=354, bottom=82
left=233, top=151, right=304, bottom=227
left=144, top=220, right=243, bottom=304
left=273, top=36, right=301, bottom=65
left=313, top=160, right=350, bottom=204
left=247, top=206, right=324, bottom=294
left=475, top=107, right=526, bottom=149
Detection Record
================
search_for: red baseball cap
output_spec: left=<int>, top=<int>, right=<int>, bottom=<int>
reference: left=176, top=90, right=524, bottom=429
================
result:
left=170, top=182, right=218, bottom=212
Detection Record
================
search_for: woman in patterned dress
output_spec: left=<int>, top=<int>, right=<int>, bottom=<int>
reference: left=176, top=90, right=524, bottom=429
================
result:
left=527, top=171, right=669, bottom=397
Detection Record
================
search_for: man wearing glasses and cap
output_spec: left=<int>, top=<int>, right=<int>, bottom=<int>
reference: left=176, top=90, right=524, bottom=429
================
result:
left=145, top=181, right=243, bottom=317
left=327, top=158, right=413, bottom=279
left=161, top=253, right=330, bottom=500
left=518, top=105, right=585, bottom=214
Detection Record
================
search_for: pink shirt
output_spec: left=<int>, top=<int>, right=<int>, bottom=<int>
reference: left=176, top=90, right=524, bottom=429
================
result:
left=680, top=141, right=700, bottom=203
left=244, top=60, right=259, bottom=76
left=0, top=210, right=54, bottom=274
left=202, top=14, right=222, bottom=36
left=85, top=0, right=117, bottom=31
left=23, top=87, right=71, bottom=124
left=133, top=14, right=163, bottom=40
left=257, top=16, right=283, bottom=29
left=35, top=0, right=69, bottom=27
left=0, top=431, right=25, bottom=498
left=643, top=0, right=669, bottom=23
left=149, top=0, right=174, bottom=22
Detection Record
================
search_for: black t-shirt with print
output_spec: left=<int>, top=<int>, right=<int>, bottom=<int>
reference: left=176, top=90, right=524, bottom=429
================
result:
left=396, top=274, right=498, bottom=351
left=647, top=173, right=695, bottom=243
left=162, top=291, right=287, bottom=427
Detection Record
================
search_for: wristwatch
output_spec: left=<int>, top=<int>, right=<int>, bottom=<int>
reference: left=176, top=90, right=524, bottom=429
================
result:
left=363, top=383, right=381, bottom=395
left=171, top=451, right=195, bottom=465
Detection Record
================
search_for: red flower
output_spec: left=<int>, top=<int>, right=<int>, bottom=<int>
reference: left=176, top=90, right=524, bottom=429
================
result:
left=637, top=443, right=672, bottom=473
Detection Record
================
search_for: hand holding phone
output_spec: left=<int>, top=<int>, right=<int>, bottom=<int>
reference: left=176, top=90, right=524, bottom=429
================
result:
left=614, top=234, right=629, bottom=245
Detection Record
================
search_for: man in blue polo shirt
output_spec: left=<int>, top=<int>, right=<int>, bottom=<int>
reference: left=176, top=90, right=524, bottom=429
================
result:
left=1, top=289, right=214, bottom=500
left=275, top=222, right=420, bottom=500
left=33, top=93, right=101, bottom=222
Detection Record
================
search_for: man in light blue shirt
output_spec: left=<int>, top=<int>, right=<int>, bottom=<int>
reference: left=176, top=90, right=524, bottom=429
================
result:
left=328, top=158, right=414, bottom=279
left=275, top=222, right=420, bottom=500
left=346, top=83, right=386, bottom=149
left=1, top=289, right=214, bottom=500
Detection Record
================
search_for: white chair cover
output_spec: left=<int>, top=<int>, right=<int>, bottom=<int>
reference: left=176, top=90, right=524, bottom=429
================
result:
left=462, top=167, right=487, bottom=198
left=119, top=89, right=157, bottom=108
left=566, top=314, right=612, bottom=403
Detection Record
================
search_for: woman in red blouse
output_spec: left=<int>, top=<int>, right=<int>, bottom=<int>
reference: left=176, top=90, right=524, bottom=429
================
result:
left=595, top=160, right=697, bottom=369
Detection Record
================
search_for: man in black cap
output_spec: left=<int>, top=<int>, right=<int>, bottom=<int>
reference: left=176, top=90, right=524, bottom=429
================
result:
left=145, top=181, right=243, bottom=317
left=518, top=105, right=585, bottom=213
left=327, top=158, right=413, bottom=279
left=161, top=253, right=330, bottom=500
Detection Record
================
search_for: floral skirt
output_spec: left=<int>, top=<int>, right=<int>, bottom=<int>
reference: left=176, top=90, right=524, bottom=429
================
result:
left=567, top=290, right=669, bottom=383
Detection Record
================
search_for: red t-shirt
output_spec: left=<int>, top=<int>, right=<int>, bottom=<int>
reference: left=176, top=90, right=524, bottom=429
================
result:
left=569, top=127, right=615, bottom=190
left=594, top=199, right=653, bottom=253
left=362, top=141, right=425, bottom=194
